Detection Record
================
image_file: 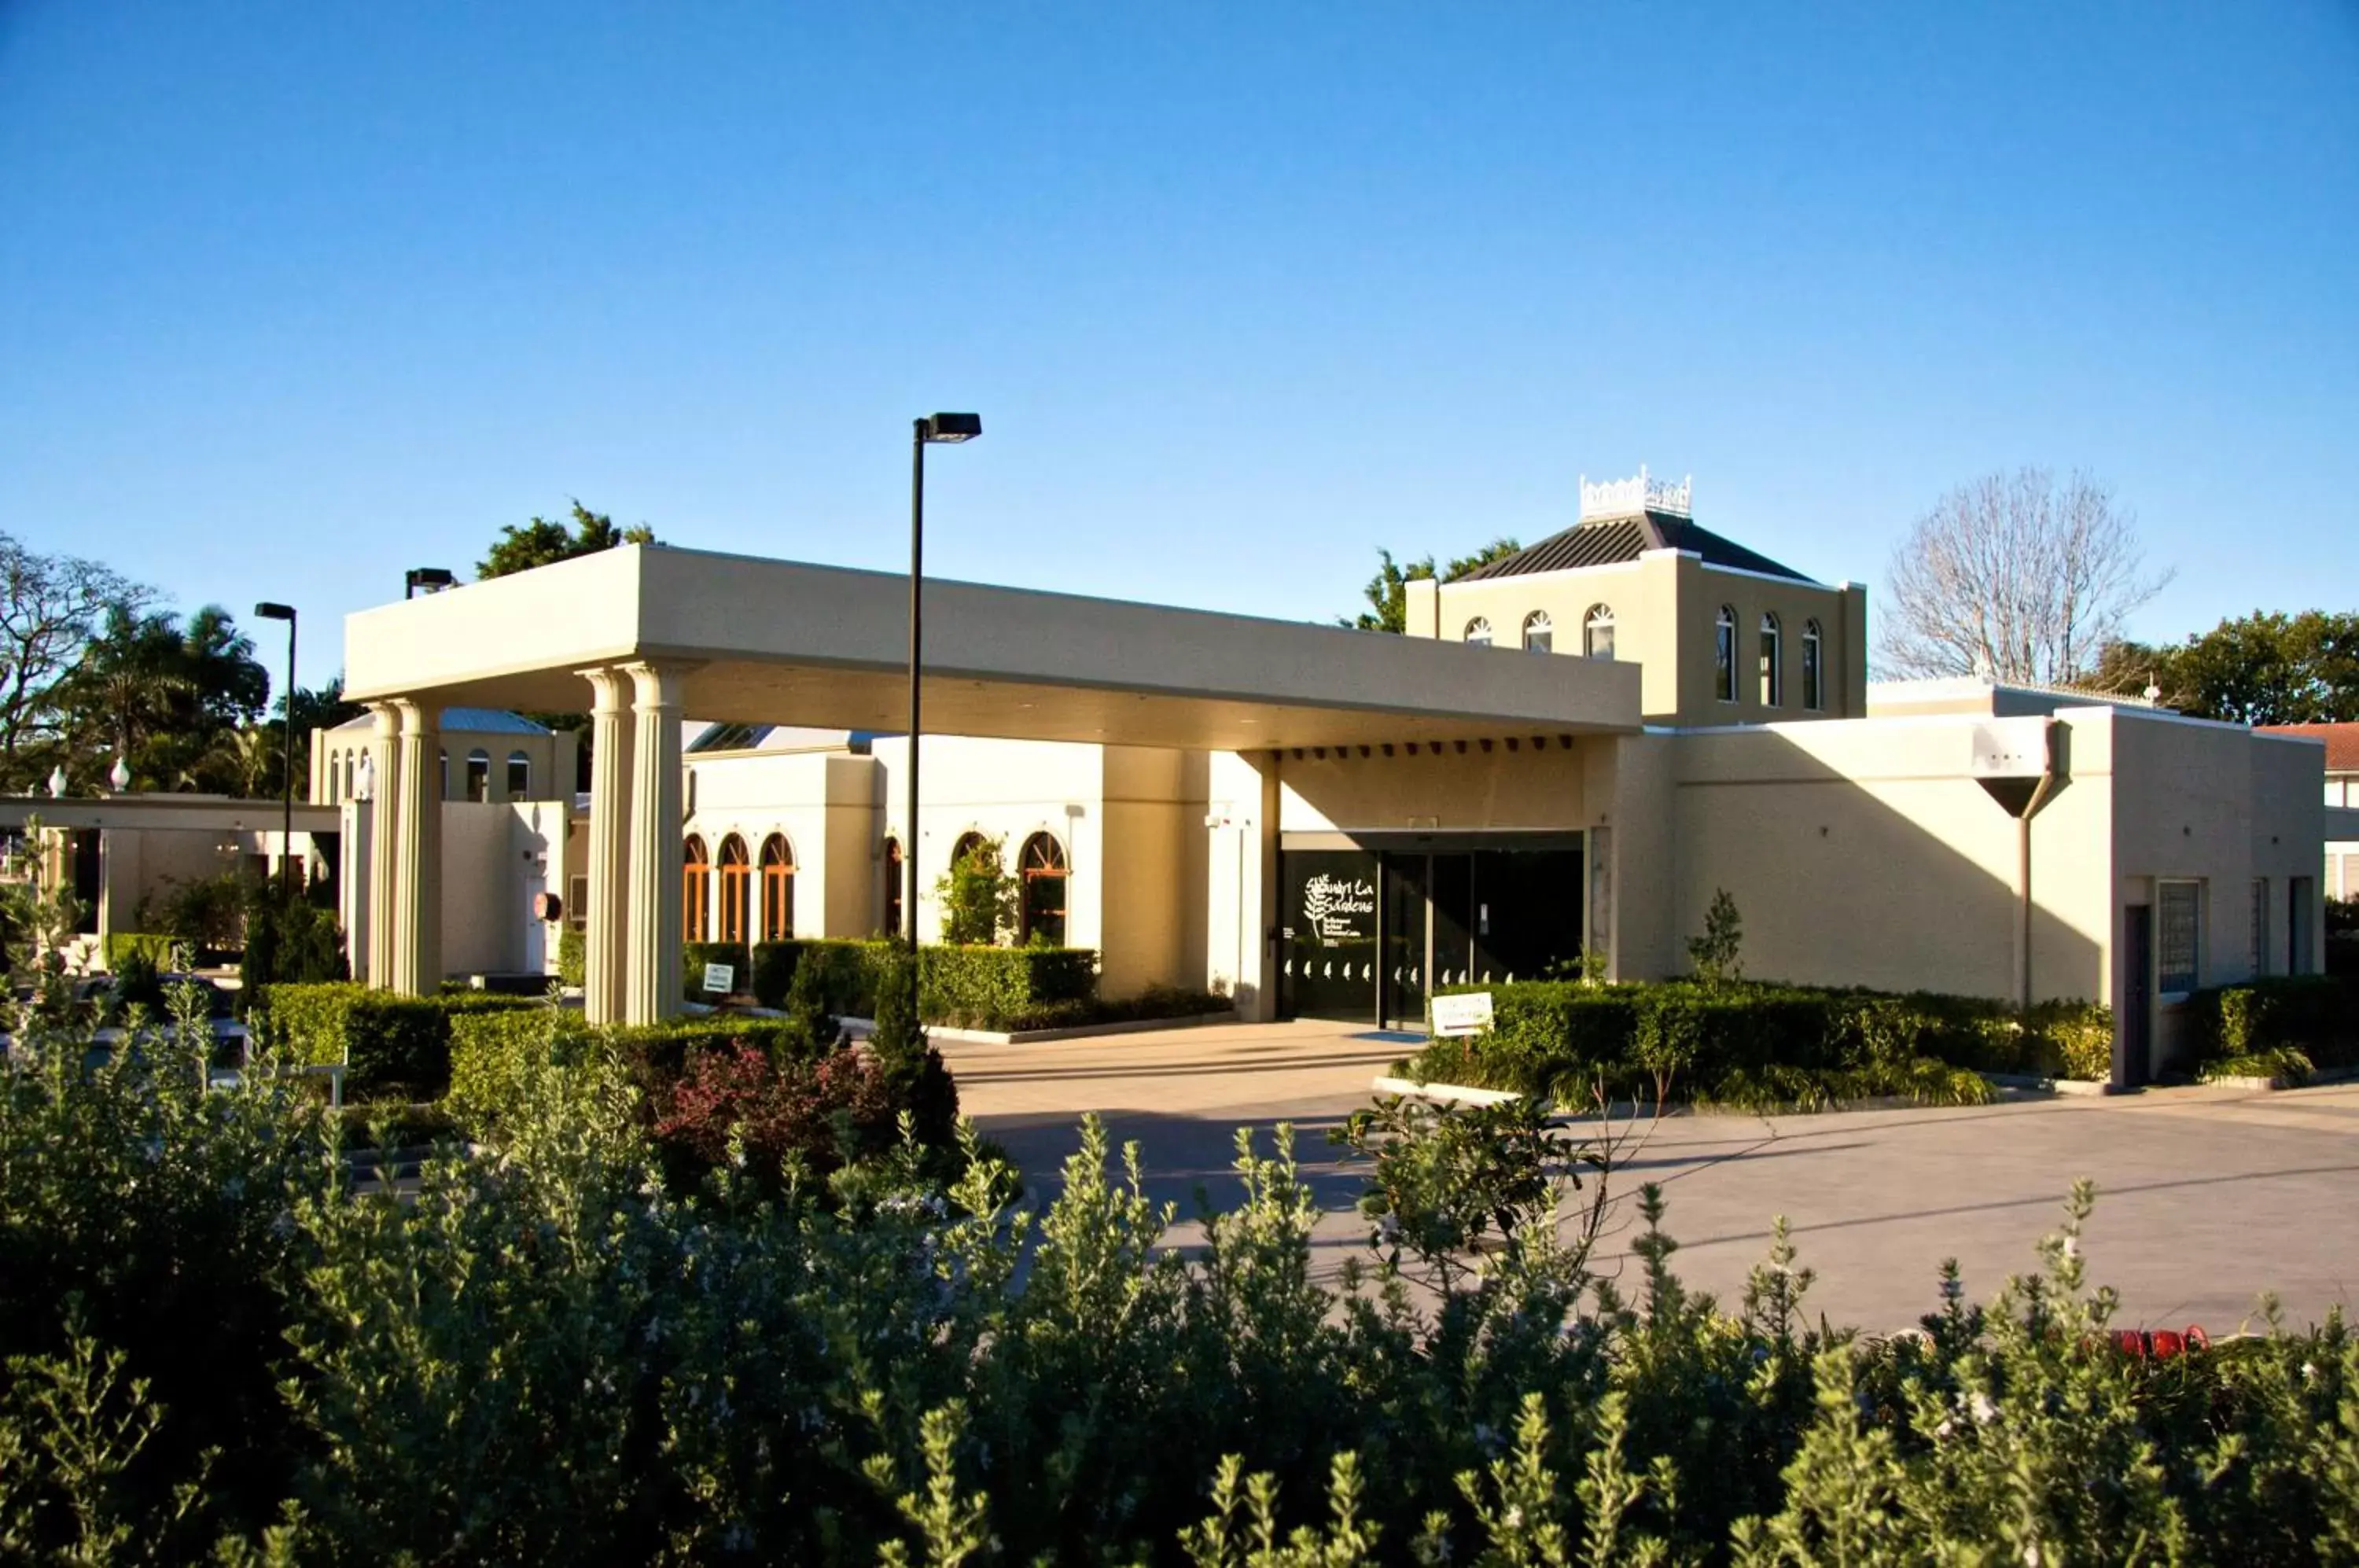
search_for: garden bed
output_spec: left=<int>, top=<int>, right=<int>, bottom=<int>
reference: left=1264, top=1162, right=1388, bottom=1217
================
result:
left=930, top=1007, right=1237, bottom=1046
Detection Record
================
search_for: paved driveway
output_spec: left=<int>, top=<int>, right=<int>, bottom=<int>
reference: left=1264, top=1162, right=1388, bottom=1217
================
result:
left=944, top=1020, right=2359, bottom=1334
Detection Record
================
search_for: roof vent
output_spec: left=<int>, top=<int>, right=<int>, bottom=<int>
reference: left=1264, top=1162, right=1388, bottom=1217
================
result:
left=1579, top=465, right=1691, bottom=521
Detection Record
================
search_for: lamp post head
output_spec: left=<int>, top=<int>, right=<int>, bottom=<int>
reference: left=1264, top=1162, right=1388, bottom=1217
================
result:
left=918, top=412, right=982, bottom=444
left=404, top=568, right=455, bottom=598
left=254, top=601, right=296, bottom=624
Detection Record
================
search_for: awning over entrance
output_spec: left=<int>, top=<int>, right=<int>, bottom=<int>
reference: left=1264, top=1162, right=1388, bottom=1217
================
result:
left=344, top=544, right=1642, bottom=749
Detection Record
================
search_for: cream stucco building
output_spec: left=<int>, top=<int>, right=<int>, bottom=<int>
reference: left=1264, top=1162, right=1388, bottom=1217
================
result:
left=324, top=471, right=2330, bottom=1084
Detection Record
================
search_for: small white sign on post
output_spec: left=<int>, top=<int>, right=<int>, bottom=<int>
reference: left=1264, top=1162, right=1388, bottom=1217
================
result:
left=702, top=962, right=736, bottom=996
left=1429, top=991, right=1494, bottom=1038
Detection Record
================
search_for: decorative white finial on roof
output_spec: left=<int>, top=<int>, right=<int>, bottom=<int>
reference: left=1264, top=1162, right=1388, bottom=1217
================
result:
left=1578, top=464, right=1692, bottom=521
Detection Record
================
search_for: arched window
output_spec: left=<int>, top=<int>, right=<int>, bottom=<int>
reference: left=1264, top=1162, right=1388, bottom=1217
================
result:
left=1802, top=620, right=1825, bottom=710
left=1583, top=604, right=1616, bottom=661
left=951, top=830, right=988, bottom=867
left=1522, top=611, right=1553, bottom=654
left=716, top=834, right=751, bottom=945
left=340, top=752, right=356, bottom=801
left=1463, top=617, right=1492, bottom=648
left=506, top=750, right=531, bottom=800
left=683, top=834, right=712, bottom=943
left=465, top=749, right=491, bottom=802
left=1018, top=832, right=1069, bottom=947
left=1714, top=607, right=1737, bottom=702
left=882, top=837, right=904, bottom=939
left=760, top=834, right=795, bottom=941
left=1759, top=613, right=1783, bottom=707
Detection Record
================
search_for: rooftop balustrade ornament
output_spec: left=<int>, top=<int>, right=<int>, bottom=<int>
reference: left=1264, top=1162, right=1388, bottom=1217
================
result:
left=46, top=765, right=66, bottom=799
left=109, top=756, right=131, bottom=793
left=1579, top=465, right=1692, bottom=521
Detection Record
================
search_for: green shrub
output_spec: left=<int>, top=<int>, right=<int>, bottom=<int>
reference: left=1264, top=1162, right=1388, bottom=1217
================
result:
left=2024, top=999, right=2115, bottom=1080
left=683, top=940, right=751, bottom=998
left=2192, top=976, right=2357, bottom=1069
left=1414, top=980, right=2114, bottom=1105
left=919, top=944, right=1098, bottom=1028
left=101, top=931, right=178, bottom=971
left=751, top=937, right=889, bottom=1013
left=237, top=888, right=348, bottom=1007
left=556, top=924, right=585, bottom=988
left=260, top=983, right=542, bottom=1100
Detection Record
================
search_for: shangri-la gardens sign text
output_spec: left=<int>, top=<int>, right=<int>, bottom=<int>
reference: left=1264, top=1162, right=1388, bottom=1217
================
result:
left=1301, top=873, right=1376, bottom=944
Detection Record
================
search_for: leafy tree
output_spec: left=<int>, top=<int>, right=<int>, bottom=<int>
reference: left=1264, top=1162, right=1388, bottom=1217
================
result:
left=1880, top=467, right=2169, bottom=683
left=0, top=533, right=153, bottom=792
left=1342, top=539, right=1522, bottom=633
left=56, top=604, right=270, bottom=794
left=477, top=501, right=657, bottom=580
left=1687, top=889, right=1744, bottom=988
left=2091, top=609, right=2359, bottom=724
left=934, top=835, right=1018, bottom=946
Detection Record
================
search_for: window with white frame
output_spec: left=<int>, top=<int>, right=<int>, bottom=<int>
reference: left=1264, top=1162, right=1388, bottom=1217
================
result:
left=1583, top=604, right=1615, bottom=661
left=1464, top=617, right=1492, bottom=648
left=1522, top=610, right=1552, bottom=654
left=1759, top=613, right=1783, bottom=707
left=1802, top=620, right=1824, bottom=709
left=1713, top=606, right=1736, bottom=701
left=2158, top=880, right=2201, bottom=996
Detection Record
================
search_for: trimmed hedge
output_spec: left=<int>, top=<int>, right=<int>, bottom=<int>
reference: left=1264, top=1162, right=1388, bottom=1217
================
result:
left=742, top=938, right=1103, bottom=1029
left=259, top=984, right=544, bottom=1100
left=556, top=925, right=585, bottom=989
left=1410, top=980, right=2115, bottom=1105
left=101, top=932, right=180, bottom=971
left=683, top=941, right=752, bottom=998
left=2190, top=976, right=2358, bottom=1071
left=921, top=944, right=1096, bottom=1028
left=752, top=938, right=890, bottom=1014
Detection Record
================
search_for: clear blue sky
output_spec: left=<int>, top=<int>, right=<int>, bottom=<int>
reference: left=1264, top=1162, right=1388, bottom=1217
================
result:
left=2, top=2, right=2353, bottom=695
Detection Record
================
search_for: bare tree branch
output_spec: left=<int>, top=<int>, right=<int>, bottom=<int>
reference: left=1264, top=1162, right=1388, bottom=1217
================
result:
left=1878, top=467, right=2171, bottom=684
left=0, top=532, right=155, bottom=788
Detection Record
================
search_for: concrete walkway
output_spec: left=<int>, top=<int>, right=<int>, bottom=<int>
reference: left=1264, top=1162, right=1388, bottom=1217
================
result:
left=944, top=1020, right=2359, bottom=1334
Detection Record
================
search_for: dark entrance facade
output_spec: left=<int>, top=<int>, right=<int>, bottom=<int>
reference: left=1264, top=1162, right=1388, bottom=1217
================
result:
left=1278, top=834, right=1585, bottom=1028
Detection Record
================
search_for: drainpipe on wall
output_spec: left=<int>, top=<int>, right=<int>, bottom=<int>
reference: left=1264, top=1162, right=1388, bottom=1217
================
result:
left=1971, top=718, right=2063, bottom=1012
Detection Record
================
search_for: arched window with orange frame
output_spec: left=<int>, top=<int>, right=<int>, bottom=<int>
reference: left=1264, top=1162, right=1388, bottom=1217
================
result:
left=683, top=834, right=712, bottom=943
left=760, top=834, right=795, bottom=941
left=716, top=834, right=751, bottom=944
left=1018, top=832, right=1069, bottom=948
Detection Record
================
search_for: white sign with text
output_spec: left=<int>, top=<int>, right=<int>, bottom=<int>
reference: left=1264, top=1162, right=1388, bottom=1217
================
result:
left=1429, top=991, right=1495, bottom=1038
left=703, top=963, right=736, bottom=995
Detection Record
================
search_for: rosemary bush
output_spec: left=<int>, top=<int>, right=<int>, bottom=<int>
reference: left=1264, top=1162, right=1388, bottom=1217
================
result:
left=5, top=1002, right=2357, bottom=1563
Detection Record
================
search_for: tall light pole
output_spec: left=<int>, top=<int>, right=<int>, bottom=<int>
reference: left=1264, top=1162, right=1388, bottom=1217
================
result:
left=254, top=602, right=298, bottom=900
left=405, top=567, right=455, bottom=599
left=908, top=412, right=982, bottom=950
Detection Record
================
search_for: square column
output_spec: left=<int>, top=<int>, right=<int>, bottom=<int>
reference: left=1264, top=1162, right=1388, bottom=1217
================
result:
left=578, top=666, right=638, bottom=1025
left=392, top=699, right=441, bottom=996
left=364, top=702, right=403, bottom=988
left=1206, top=749, right=1281, bottom=1021
left=624, top=662, right=686, bottom=1024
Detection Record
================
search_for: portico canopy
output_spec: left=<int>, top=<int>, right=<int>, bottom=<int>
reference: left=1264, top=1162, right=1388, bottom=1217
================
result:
left=344, top=545, right=1642, bottom=749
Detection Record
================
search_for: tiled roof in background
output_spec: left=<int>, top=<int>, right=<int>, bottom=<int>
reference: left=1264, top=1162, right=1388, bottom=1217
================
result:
left=2257, top=721, right=2359, bottom=772
left=1456, top=510, right=1819, bottom=585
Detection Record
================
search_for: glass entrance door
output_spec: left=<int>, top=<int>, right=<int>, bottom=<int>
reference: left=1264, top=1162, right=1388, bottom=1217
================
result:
left=1279, top=849, right=1379, bottom=1024
left=1382, top=856, right=1429, bottom=1029
left=1279, top=840, right=1586, bottom=1024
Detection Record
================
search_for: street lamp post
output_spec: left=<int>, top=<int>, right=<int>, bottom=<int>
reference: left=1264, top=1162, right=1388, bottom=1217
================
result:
left=907, top=413, right=982, bottom=951
left=405, top=568, right=455, bottom=599
left=254, top=602, right=298, bottom=900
